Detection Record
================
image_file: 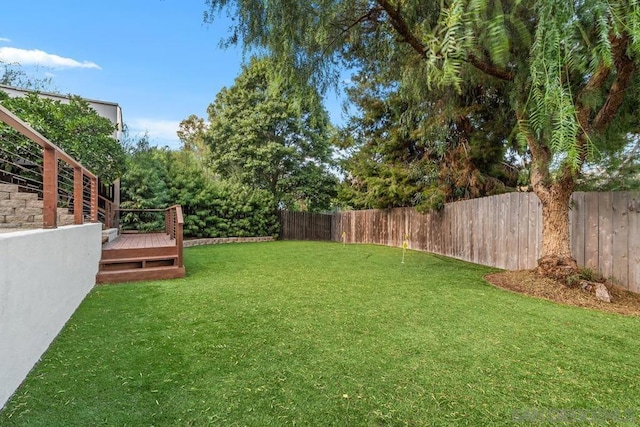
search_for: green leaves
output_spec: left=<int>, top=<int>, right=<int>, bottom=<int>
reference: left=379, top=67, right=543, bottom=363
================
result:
left=119, top=146, right=279, bottom=238
left=205, top=56, right=336, bottom=211
left=0, top=92, right=126, bottom=183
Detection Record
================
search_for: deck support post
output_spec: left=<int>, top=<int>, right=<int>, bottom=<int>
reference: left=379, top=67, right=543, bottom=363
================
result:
left=73, top=167, right=84, bottom=224
left=43, top=146, right=58, bottom=228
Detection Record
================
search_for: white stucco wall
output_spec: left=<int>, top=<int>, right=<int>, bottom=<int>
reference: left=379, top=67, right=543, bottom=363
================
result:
left=0, top=223, right=101, bottom=409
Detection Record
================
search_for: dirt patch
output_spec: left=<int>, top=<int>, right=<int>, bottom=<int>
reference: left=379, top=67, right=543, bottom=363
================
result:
left=485, top=271, right=640, bottom=316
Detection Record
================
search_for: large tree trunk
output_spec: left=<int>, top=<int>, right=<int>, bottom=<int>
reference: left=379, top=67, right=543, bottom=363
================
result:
left=533, top=180, right=579, bottom=280
left=527, top=129, right=580, bottom=281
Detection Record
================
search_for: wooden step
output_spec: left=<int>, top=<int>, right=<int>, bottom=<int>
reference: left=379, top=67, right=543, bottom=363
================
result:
left=96, top=266, right=186, bottom=284
left=99, top=255, right=178, bottom=271
left=101, top=246, right=178, bottom=260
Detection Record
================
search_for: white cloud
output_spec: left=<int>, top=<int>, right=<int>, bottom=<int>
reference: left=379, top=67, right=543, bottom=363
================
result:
left=129, top=118, right=182, bottom=148
left=0, top=38, right=10, bottom=43
left=0, top=47, right=100, bottom=69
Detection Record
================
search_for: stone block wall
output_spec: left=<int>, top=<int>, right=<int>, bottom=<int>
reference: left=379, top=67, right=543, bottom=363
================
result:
left=0, top=184, right=75, bottom=229
left=183, top=236, right=274, bottom=247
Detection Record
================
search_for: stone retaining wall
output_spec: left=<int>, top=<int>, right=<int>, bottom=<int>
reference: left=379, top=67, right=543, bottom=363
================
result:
left=183, top=236, right=274, bottom=247
left=0, top=184, right=75, bottom=229
left=0, top=184, right=43, bottom=229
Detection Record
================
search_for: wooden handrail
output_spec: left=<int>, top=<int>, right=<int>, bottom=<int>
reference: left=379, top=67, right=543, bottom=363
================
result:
left=0, top=104, right=98, bottom=228
left=115, top=208, right=165, bottom=212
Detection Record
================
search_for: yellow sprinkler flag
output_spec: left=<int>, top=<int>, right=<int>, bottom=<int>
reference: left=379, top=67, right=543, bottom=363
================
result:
left=402, top=234, right=408, bottom=263
left=341, top=231, right=347, bottom=248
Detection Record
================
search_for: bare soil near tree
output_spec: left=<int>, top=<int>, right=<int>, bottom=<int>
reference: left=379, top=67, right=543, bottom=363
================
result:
left=485, top=271, right=640, bottom=316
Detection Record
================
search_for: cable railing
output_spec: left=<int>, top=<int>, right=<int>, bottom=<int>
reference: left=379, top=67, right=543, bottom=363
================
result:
left=0, top=104, right=97, bottom=228
left=166, top=205, right=184, bottom=267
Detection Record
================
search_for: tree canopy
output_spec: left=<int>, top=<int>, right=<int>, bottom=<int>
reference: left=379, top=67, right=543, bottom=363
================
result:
left=336, top=65, right=520, bottom=211
left=0, top=91, right=126, bottom=183
left=205, top=56, right=337, bottom=211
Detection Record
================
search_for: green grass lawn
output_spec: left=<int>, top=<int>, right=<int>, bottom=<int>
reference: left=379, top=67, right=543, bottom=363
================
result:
left=2, top=241, right=640, bottom=426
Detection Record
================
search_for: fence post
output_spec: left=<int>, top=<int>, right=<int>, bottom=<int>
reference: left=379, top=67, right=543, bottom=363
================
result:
left=73, top=167, right=83, bottom=224
left=43, top=146, right=58, bottom=228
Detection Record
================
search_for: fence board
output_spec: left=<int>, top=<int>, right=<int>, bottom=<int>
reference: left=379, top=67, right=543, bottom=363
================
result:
left=495, top=197, right=509, bottom=268
left=386, top=210, right=392, bottom=246
left=410, top=209, right=420, bottom=251
left=598, top=192, right=614, bottom=279
left=466, top=199, right=475, bottom=262
left=484, top=196, right=494, bottom=267
left=612, top=192, right=629, bottom=286
left=453, top=201, right=460, bottom=259
left=362, top=211, right=369, bottom=243
left=470, top=198, right=479, bottom=264
left=629, top=192, right=640, bottom=293
left=506, top=193, right=519, bottom=270
left=434, top=210, right=443, bottom=254
left=584, top=192, right=600, bottom=270
left=352, top=211, right=359, bottom=243
left=424, top=211, right=432, bottom=252
left=458, top=200, right=466, bottom=260
left=517, top=193, right=530, bottom=270
left=485, top=196, right=496, bottom=268
left=441, top=204, right=449, bottom=256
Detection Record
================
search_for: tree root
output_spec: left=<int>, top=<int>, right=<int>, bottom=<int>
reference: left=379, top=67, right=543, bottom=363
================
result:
left=537, top=256, right=613, bottom=302
left=536, top=255, right=579, bottom=283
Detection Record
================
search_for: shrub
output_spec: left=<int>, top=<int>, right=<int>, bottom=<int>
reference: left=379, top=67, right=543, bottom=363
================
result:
left=120, top=147, right=279, bottom=238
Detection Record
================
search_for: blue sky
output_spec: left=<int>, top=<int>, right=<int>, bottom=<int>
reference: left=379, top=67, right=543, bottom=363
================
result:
left=0, top=1, right=345, bottom=149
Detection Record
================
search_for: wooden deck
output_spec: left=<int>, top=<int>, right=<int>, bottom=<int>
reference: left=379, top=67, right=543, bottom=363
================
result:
left=96, top=232, right=185, bottom=284
left=102, top=232, right=175, bottom=250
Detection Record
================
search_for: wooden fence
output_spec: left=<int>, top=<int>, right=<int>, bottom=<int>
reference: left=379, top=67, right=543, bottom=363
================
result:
left=279, top=191, right=640, bottom=293
left=278, top=210, right=332, bottom=241
left=569, top=192, right=640, bottom=292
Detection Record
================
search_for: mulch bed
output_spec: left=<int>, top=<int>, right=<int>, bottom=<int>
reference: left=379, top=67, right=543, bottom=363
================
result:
left=485, top=271, right=640, bottom=316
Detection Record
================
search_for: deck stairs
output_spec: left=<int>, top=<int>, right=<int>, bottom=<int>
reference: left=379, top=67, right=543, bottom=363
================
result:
left=96, top=232, right=185, bottom=283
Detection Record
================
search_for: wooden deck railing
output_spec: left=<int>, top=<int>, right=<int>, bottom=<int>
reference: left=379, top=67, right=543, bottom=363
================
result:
left=165, top=205, right=184, bottom=267
left=0, top=104, right=97, bottom=228
left=98, top=195, right=117, bottom=228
